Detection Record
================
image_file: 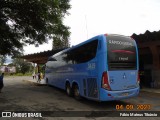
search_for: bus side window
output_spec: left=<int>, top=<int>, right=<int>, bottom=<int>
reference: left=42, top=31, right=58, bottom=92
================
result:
left=53, top=39, right=98, bottom=65
left=72, top=39, right=98, bottom=64
left=48, top=57, right=56, bottom=61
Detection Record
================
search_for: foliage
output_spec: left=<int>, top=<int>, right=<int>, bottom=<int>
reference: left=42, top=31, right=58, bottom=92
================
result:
left=0, top=0, right=71, bottom=56
left=0, top=55, right=6, bottom=65
left=7, top=63, right=14, bottom=67
left=52, top=37, right=70, bottom=49
left=12, top=58, right=33, bottom=74
left=20, top=62, right=32, bottom=74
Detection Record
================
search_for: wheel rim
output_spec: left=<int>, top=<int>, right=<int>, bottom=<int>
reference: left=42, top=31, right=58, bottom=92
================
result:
left=74, top=86, right=79, bottom=97
left=67, top=86, right=70, bottom=94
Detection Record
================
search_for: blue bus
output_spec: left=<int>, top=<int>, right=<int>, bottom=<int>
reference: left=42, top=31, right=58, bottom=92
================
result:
left=45, top=34, right=140, bottom=101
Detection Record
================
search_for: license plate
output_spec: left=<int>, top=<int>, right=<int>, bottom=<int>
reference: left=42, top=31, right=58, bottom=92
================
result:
left=121, top=92, right=129, bottom=96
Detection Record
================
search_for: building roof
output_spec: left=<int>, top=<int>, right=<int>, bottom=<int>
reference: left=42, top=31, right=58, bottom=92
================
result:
left=21, top=48, right=67, bottom=64
left=132, top=30, right=160, bottom=43
left=131, top=30, right=160, bottom=55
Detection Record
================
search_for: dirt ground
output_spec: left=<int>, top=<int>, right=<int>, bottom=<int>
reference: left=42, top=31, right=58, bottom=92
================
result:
left=0, top=76, right=159, bottom=120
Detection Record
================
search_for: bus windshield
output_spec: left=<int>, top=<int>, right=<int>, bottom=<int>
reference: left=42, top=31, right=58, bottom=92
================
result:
left=107, top=35, right=137, bottom=70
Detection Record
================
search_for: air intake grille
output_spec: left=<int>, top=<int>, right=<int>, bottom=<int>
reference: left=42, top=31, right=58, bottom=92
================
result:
left=87, top=78, right=98, bottom=98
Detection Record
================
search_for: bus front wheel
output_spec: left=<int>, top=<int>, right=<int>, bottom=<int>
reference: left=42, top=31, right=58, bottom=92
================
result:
left=73, top=84, right=81, bottom=100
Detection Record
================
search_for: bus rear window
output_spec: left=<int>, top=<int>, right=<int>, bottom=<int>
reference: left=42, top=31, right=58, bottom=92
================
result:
left=107, top=35, right=137, bottom=70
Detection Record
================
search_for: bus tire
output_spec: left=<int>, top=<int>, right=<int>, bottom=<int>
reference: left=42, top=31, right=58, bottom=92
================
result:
left=73, top=84, right=81, bottom=100
left=66, top=83, right=73, bottom=97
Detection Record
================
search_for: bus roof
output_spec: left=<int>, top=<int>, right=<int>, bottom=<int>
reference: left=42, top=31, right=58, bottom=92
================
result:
left=52, top=34, right=133, bottom=57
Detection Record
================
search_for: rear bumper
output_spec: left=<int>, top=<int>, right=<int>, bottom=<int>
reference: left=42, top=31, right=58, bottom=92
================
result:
left=99, top=87, right=140, bottom=101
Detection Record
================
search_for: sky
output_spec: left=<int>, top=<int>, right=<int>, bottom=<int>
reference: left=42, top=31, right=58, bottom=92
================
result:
left=23, top=0, right=160, bottom=55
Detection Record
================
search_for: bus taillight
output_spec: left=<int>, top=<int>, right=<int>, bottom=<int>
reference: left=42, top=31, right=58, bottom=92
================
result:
left=104, top=33, right=108, bottom=36
left=102, top=71, right=111, bottom=90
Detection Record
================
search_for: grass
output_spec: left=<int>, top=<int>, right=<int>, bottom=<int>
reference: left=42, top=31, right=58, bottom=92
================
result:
left=3, top=73, right=32, bottom=76
left=14, top=73, right=32, bottom=76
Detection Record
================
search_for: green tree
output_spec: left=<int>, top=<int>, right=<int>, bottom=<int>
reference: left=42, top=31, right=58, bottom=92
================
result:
left=52, top=37, right=70, bottom=49
left=0, top=55, right=6, bottom=65
left=0, top=0, right=71, bottom=56
left=12, top=58, right=32, bottom=74
left=52, top=31, right=70, bottom=49
left=20, top=62, right=32, bottom=74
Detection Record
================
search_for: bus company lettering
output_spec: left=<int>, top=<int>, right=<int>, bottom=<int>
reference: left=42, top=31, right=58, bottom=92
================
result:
left=119, top=57, right=128, bottom=61
left=109, top=40, right=134, bottom=46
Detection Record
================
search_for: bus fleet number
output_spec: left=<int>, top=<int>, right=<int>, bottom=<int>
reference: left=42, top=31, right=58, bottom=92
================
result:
left=88, top=63, right=96, bottom=70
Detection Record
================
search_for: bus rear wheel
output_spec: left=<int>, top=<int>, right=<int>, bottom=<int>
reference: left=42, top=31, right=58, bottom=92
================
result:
left=66, top=83, right=73, bottom=97
left=73, top=84, right=81, bottom=100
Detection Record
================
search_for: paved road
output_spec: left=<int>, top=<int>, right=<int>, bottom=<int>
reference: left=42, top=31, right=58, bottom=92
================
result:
left=0, top=76, right=159, bottom=120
